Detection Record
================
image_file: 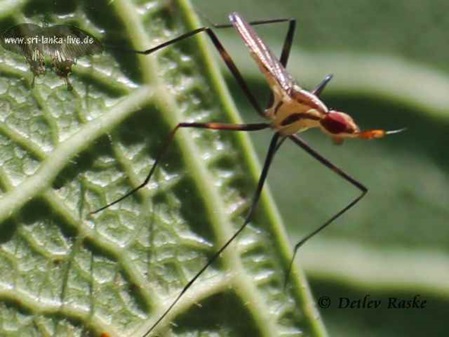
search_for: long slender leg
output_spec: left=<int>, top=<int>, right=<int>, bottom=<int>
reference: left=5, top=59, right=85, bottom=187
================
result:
left=132, top=19, right=293, bottom=334
left=264, top=18, right=295, bottom=109
left=93, top=19, right=297, bottom=214
left=284, top=134, right=367, bottom=287
left=131, top=27, right=264, bottom=114
left=90, top=122, right=269, bottom=214
left=260, top=20, right=332, bottom=106
left=144, top=132, right=285, bottom=336
left=101, top=16, right=304, bottom=334
left=312, top=74, right=333, bottom=96
left=120, top=18, right=296, bottom=116
left=137, top=18, right=296, bottom=61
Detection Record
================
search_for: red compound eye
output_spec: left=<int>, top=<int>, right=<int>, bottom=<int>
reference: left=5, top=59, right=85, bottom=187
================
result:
left=321, top=112, right=350, bottom=134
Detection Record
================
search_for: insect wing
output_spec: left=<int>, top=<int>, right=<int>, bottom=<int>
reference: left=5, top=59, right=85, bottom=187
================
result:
left=1, top=23, right=44, bottom=58
left=44, top=25, right=103, bottom=60
left=1, top=23, right=47, bottom=77
left=229, top=12, right=296, bottom=98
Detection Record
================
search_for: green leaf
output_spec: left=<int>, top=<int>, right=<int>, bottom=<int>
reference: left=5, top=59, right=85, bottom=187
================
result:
left=0, top=1, right=326, bottom=336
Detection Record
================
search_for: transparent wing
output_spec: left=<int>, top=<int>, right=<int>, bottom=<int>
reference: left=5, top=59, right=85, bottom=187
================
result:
left=1, top=23, right=44, bottom=58
left=229, top=12, right=297, bottom=97
left=44, top=25, right=103, bottom=59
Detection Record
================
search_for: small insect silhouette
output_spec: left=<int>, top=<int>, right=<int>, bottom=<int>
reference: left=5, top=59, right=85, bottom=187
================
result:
left=1, top=23, right=103, bottom=90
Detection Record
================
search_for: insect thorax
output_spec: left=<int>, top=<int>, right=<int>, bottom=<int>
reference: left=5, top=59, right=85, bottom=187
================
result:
left=267, top=87, right=328, bottom=136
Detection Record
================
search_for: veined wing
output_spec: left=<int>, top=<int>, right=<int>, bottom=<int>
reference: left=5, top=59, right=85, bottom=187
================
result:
left=1, top=24, right=43, bottom=58
left=229, top=12, right=297, bottom=97
left=44, top=25, right=103, bottom=60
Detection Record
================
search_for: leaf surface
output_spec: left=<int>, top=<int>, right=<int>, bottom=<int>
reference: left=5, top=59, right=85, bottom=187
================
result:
left=0, top=1, right=325, bottom=336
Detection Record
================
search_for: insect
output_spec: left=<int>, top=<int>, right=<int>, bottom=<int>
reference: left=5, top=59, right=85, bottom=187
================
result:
left=1, top=23, right=103, bottom=90
left=90, top=12, right=403, bottom=335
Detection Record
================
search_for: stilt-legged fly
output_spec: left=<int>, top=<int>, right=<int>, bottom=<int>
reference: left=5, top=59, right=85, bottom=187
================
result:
left=91, top=12, right=403, bottom=335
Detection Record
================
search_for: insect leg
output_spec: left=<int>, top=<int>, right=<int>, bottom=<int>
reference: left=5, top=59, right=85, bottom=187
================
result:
left=90, top=122, right=269, bottom=214
left=284, top=134, right=367, bottom=287
left=312, top=74, right=333, bottom=96
left=144, top=132, right=285, bottom=336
